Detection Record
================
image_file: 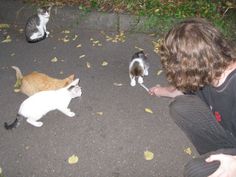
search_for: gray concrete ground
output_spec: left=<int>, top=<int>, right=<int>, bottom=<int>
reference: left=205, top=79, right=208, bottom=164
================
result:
left=0, top=1, right=197, bottom=177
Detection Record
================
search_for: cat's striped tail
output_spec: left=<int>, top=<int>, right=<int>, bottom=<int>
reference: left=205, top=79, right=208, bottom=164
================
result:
left=12, top=66, right=23, bottom=91
left=12, top=66, right=23, bottom=80
left=4, top=114, right=22, bottom=130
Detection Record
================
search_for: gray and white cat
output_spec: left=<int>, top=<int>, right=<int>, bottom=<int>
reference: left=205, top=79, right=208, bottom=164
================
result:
left=129, top=51, right=149, bottom=86
left=25, top=6, right=51, bottom=43
left=4, top=78, right=82, bottom=129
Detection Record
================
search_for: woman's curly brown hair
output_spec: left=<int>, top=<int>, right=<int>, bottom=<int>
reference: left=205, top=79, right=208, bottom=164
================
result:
left=160, top=18, right=236, bottom=92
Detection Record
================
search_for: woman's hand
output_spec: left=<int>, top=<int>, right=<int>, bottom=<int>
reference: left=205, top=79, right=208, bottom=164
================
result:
left=148, top=85, right=183, bottom=98
left=206, top=154, right=236, bottom=177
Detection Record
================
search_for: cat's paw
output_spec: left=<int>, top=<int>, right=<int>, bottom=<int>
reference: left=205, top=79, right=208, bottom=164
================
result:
left=36, top=122, right=43, bottom=127
left=68, top=112, right=75, bottom=117
left=46, top=31, right=50, bottom=37
left=144, top=70, right=149, bottom=76
left=130, top=80, right=136, bottom=87
left=138, top=77, right=144, bottom=84
left=27, top=119, right=43, bottom=127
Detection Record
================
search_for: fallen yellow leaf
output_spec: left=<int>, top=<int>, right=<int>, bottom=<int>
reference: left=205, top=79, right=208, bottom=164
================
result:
left=68, top=154, right=79, bottom=164
left=93, top=40, right=99, bottom=44
left=19, top=28, right=24, bottom=33
left=135, top=46, right=144, bottom=51
left=62, top=38, right=69, bottom=43
left=101, top=61, right=108, bottom=66
left=113, top=83, right=123, bottom=86
left=79, top=54, right=85, bottom=59
left=51, top=57, right=58, bottom=63
left=145, top=108, right=153, bottom=114
left=86, top=62, right=91, bottom=68
left=144, top=150, right=154, bottom=160
left=157, top=70, right=163, bottom=76
left=76, top=44, right=82, bottom=48
left=14, top=88, right=20, bottom=93
left=153, top=38, right=163, bottom=54
left=72, top=35, right=78, bottom=41
left=62, top=30, right=70, bottom=34
left=90, top=38, right=102, bottom=47
left=0, top=24, right=10, bottom=29
left=101, top=31, right=126, bottom=43
left=96, top=112, right=103, bottom=116
left=184, top=147, right=192, bottom=156
left=2, top=35, right=12, bottom=43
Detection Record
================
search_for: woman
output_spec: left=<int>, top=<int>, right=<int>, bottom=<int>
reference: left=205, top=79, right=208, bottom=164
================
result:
left=149, top=18, right=236, bottom=177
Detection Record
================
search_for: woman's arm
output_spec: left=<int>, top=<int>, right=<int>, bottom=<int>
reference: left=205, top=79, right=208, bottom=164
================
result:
left=148, top=85, right=183, bottom=98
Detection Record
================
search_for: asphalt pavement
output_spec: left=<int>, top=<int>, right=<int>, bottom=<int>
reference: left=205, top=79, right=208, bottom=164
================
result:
left=0, top=1, right=197, bottom=177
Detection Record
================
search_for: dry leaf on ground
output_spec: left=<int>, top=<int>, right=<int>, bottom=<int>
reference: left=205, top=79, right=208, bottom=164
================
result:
left=79, top=54, right=85, bottom=59
left=76, top=44, right=82, bottom=48
left=68, top=154, right=79, bottom=164
left=144, top=150, right=154, bottom=160
left=145, top=108, right=153, bottom=114
left=153, top=38, right=163, bottom=54
left=157, top=70, right=163, bottom=76
left=86, top=62, right=91, bottom=68
left=51, top=57, right=58, bottom=63
left=101, top=61, right=108, bottom=66
left=113, top=83, right=123, bottom=86
left=72, top=35, right=78, bottom=41
left=101, top=31, right=126, bottom=43
left=62, top=30, right=70, bottom=34
left=2, top=35, right=12, bottom=43
left=135, top=46, right=144, bottom=51
left=184, top=147, right=192, bottom=156
left=0, top=24, right=10, bottom=29
left=96, top=112, right=103, bottom=116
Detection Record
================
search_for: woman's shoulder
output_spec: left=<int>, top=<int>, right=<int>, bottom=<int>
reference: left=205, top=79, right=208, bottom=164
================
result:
left=216, top=68, right=236, bottom=92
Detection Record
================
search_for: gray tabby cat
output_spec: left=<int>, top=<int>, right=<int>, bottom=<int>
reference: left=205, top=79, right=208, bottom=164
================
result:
left=25, top=6, right=51, bottom=43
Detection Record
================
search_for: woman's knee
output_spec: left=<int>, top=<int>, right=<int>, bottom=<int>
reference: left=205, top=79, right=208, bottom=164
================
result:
left=184, top=157, right=219, bottom=177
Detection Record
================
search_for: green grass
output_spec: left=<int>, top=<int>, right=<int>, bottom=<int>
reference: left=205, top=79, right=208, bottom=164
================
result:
left=25, top=0, right=236, bottom=40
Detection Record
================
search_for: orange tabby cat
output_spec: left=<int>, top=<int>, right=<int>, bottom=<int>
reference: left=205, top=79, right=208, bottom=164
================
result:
left=12, top=66, right=74, bottom=96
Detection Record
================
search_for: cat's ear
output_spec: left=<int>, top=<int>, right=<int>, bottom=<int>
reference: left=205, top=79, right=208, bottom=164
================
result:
left=67, top=74, right=75, bottom=81
left=47, top=5, right=52, bottom=12
left=37, top=8, right=43, bottom=14
left=138, top=51, right=145, bottom=57
left=66, top=78, right=79, bottom=88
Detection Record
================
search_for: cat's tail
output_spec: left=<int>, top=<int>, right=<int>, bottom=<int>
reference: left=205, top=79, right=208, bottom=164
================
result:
left=12, top=66, right=23, bottom=80
left=12, top=66, right=23, bottom=91
left=4, top=114, right=22, bottom=130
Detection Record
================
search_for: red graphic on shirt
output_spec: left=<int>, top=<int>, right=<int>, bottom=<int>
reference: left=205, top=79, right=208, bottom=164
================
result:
left=214, top=111, right=222, bottom=122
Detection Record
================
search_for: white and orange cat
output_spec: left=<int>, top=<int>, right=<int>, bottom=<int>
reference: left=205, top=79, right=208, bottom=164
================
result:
left=12, top=66, right=74, bottom=96
left=4, top=78, right=82, bottom=129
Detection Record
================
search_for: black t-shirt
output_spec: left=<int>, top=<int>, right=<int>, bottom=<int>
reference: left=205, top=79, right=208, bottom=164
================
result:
left=196, top=69, right=236, bottom=137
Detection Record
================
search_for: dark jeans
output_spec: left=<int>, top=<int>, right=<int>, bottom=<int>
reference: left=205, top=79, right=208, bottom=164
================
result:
left=169, top=95, right=236, bottom=177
